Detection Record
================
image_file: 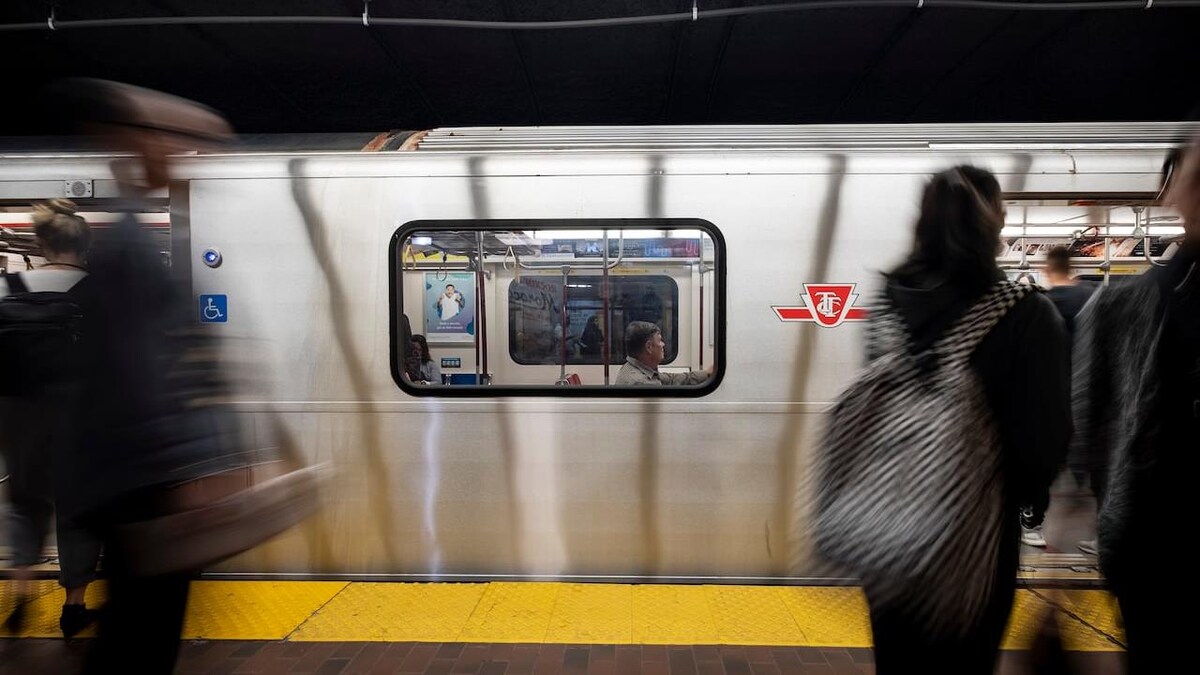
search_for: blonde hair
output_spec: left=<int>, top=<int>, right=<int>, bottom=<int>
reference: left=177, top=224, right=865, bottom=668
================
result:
left=32, top=199, right=91, bottom=258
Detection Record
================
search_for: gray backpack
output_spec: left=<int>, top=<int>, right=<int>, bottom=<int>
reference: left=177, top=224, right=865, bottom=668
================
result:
left=814, top=280, right=1032, bottom=637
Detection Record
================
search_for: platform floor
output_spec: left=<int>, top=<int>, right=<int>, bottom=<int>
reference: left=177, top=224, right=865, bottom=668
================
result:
left=0, top=581, right=1124, bottom=649
left=0, top=579, right=1129, bottom=674
left=1, top=639, right=1131, bottom=675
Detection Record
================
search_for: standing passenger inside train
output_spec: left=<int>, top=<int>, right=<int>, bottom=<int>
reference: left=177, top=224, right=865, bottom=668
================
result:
left=615, top=321, right=711, bottom=385
left=1043, top=246, right=1099, bottom=337
left=0, top=200, right=102, bottom=637
left=817, top=166, right=1070, bottom=674
left=580, top=314, right=604, bottom=356
left=1021, top=246, right=1098, bottom=552
left=1072, top=142, right=1199, bottom=674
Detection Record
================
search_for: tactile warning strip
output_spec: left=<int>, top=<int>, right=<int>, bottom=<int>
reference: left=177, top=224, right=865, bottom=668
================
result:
left=288, top=582, right=486, bottom=642
left=0, top=580, right=1124, bottom=649
left=183, top=580, right=348, bottom=640
left=0, top=581, right=106, bottom=638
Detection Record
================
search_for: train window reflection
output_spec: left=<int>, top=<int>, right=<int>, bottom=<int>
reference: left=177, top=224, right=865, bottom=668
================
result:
left=509, top=275, right=678, bottom=366
left=392, top=220, right=723, bottom=396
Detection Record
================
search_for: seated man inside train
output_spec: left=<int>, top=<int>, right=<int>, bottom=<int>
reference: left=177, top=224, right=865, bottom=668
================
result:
left=615, top=321, right=711, bottom=386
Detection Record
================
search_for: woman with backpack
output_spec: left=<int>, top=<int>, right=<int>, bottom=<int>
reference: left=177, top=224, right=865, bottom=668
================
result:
left=1, top=199, right=102, bottom=637
left=814, top=166, right=1071, bottom=673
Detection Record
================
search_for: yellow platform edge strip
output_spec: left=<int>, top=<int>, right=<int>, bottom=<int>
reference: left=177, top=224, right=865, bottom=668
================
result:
left=0, top=580, right=1124, bottom=650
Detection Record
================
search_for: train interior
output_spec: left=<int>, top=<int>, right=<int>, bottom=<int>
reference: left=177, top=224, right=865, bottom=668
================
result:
left=395, top=222, right=719, bottom=389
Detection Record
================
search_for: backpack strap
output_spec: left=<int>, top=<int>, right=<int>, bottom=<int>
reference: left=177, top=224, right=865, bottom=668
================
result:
left=936, top=281, right=1036, bottom=365
left=4, top=272, right=27, bottom=295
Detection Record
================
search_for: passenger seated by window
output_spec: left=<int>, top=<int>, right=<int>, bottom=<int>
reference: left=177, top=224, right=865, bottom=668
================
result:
left=409, top=335, right=441, bottom=384
left=615, top=321, right=710, bottom=386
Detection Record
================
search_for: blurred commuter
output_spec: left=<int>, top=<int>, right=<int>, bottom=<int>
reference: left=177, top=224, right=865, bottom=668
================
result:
left=1023, top=246, right=1100, bottom=552
left=47, top=78, right=238, bottom=673
left=615, top=321, right=711, bottom=385
left=1019, top=247, right=1098, bottom=548
left=1072, top=142, right=1199, bottom=673
left=0, top=200, right=102, bottom=637
left=410, top=334, right=441, bottom=384
left=815, top=166, right=1071, bottom=674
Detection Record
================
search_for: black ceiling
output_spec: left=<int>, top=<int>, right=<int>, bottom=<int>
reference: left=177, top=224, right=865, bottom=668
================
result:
left=2, top=0, right=1198, bottom=136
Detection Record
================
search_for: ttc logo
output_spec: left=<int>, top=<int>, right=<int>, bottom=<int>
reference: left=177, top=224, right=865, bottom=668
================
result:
left=773, top=284, right=868, bottom=328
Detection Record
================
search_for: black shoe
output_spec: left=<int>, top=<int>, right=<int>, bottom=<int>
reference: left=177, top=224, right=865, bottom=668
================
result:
left=59, top=603, right=99, bottom=638
left=4, top=598, right=28, bottom=634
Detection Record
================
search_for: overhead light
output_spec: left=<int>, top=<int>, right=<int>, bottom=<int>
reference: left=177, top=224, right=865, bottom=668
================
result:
left=929, top=142, right=1178, bottom=150
left=411, top=235, right=433, bottom=246
left=532, top=230, right=605, bottom=239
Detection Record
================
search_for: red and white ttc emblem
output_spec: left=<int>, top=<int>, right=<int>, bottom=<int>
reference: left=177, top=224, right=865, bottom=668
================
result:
left=773, top=284, right=868, bottom=328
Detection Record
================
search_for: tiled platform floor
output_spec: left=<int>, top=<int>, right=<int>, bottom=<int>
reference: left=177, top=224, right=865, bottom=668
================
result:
left=0, top=640, right=1125, bottom=675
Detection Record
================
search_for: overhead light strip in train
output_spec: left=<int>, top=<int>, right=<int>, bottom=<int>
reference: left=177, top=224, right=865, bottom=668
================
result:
left=928, top=143, right=1182, bottom=150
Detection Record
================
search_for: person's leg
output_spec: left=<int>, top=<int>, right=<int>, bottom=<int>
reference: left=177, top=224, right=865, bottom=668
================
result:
left=85, top=567, right=190, bottom=673
left=3, top=435, right=53, bottom=633
left=867, top=601, right=929, bottom=675
left=82, top=488, right=192, bottom=674
left=1021, top=495, right=1049, bottom=547
left=56, top=511, right=103, bottom=637
left=1116, top=582, right=1178, bottom=675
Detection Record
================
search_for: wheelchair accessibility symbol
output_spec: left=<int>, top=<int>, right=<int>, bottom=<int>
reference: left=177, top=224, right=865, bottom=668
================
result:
left=199, top=294, right=228, bottom=323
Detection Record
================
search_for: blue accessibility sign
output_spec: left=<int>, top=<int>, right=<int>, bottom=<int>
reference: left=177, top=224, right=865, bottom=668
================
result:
left=199, top=294, right=228, bottom=323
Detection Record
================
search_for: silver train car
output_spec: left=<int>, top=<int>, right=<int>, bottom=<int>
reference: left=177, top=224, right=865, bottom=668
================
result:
left=0, top=123, right=1193, bottom=581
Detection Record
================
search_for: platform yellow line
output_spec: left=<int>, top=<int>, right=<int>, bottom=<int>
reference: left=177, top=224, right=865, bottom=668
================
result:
left=0, top=580, right=1124, bottom=650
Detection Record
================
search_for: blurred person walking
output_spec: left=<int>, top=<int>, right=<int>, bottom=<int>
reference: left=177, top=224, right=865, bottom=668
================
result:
left=48, top=79, right=242, bottom=673
left=815, top=166, right=1071, bottom=674
left=1073, top=141, right=1200, bottom=673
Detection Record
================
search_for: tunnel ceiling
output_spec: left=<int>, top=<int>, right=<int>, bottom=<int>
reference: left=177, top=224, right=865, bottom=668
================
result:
left=2, top=0, right=1198, bottom=136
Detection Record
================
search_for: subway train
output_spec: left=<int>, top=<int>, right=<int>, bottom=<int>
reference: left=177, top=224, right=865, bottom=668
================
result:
left=0, top=122, right=1194, bottom=581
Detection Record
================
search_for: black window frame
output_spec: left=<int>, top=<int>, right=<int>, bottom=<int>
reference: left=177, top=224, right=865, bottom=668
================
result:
left=390, top=218, right=726, bottom=398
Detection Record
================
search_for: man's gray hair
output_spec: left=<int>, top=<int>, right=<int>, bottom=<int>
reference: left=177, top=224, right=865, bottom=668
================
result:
left=625, top=321, right=661, bottom=358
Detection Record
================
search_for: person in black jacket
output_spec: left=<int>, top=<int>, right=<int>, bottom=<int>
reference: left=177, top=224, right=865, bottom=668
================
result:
left=1034, top=246, right=1100, bottom=553
left=48, top=78, right=238, bottom=674
left=871, top=166, right=1071, bottom=673
left=1043, top=247, right=1099, bottom=338
left=1072, top=142, right=1199, bottom=674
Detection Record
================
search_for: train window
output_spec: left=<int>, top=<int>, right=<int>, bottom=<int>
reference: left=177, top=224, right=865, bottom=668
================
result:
left=391, top=220, right=724, bottom=396
left=999, top=194, right=1182, bottom=281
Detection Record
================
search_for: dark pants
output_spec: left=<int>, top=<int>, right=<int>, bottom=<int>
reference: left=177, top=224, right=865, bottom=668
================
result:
left=1023, top=489, right=1051, bottom=529
left=1115, top=580, right=1182, bottom=674
left=1, top=397, right=102, bottom=590
left=868, top=588, right=1014, bottom=675
left=81, top=487, right=192, bottom=675
left=867, top=522, right=1019, bottom=674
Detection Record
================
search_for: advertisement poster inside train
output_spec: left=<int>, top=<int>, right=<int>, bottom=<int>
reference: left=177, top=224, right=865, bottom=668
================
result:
left=507, top=276, right=561, bottom=363
left=425, top=272, right=476, bottom=343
